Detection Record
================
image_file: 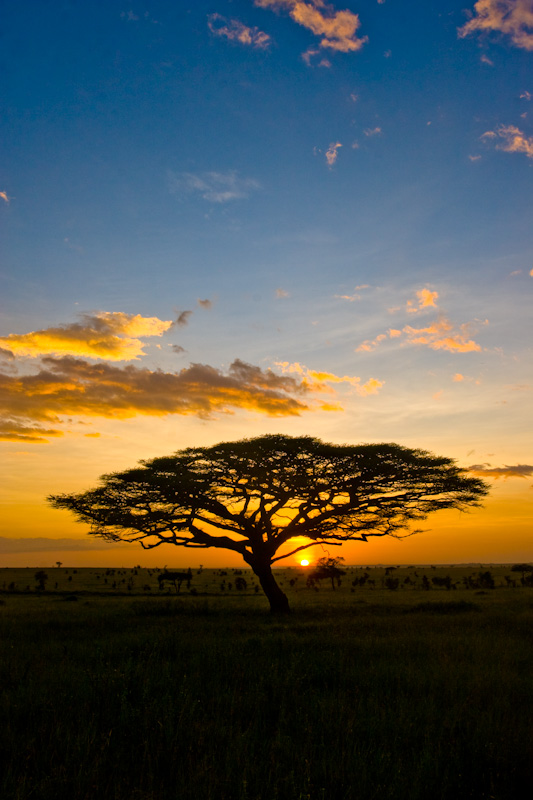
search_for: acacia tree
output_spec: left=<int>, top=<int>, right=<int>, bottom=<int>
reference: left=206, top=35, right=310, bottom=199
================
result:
left=48, top=435, right=488, bottom=613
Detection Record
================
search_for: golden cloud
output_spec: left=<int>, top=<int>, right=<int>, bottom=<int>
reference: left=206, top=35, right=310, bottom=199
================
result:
left=357, top=317, right=482, bottom=354
left=406, top=287, right=439, bottom=313
left=0, top=356, right=345, bottom=442
left=275, top=361, right=383, bottom=396
left=483, top=125, right=533, bottom=158
left=208, top=13, right=271, bottom=49
left=459, top=0, right=533, bottom=51
left=0, top=191, right=9, bottom=204
left=0, top=312, right=173, bottom=361
left=255, top=0, right=367, bottom=53
left=0, top=419, right=64, bottom=443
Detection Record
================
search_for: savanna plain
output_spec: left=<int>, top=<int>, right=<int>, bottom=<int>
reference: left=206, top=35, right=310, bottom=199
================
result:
left=1, top=564, right=532, bottom=800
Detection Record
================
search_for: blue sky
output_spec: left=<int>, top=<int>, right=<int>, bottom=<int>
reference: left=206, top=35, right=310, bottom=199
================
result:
left=1, top=1, right=532, bottom=565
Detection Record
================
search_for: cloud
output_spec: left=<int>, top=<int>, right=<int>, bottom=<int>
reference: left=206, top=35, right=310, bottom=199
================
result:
left=467, top=463, right=533, bottom=479
left=275, top=361, right=383, bottom=396
left=173, top=310, right=192, bottom=327
left=458, top=0, right=533, bottom=51
left=197, top=298, right=213, bottom=309
left=0, top=420, right=64, bottom=443
left=357, top=317, right=483, bottom=354
left=255, top=0, right=367, bottom=53
left=453, top=373, right=465, bottom=382
left=482, top=125, right=533, bottom=158
left=406, top=288, right=439, bottom=313
left=207, top=13, right=271, bottom=49
left=0, top=191, right=9, bottom=204
left=0, top=312, right=173, bottom=361
left=364, top=127, right=382, bottom=136
left=0, top=347, right=15, bottom=361
left=335, top=284, right=370, bottom=302
left=168, top=170, right=260, bottom=203
left=326, top=142, right=342, bottom=166
left=480, top=53, right=494, bottom=64
left=401, top=319, right=482, bottom=353
left=171, top=345, right=186, bottom=355
left=0, top=536, right=116, bottom=553
left=276, top=288, right=290, bottom=298
left=121, top=10, right=139, bottom=22
left=0, top=356, right=342, bottom=442
left=521, top=90, right=533, bottom=100
left=302, top=47, right=332, bottom=66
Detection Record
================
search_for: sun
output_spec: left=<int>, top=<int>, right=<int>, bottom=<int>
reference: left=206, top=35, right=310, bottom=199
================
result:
left=300, top=559, right=310, bottom=566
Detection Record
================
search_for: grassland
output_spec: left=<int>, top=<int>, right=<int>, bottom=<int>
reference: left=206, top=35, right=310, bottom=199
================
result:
left=1, top=565, right=532, bottom=800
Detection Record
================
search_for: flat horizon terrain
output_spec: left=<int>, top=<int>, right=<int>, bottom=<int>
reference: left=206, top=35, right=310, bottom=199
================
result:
left=2, top=564, right=533, bottom=799
left=1, top=563, right=530, bottom=598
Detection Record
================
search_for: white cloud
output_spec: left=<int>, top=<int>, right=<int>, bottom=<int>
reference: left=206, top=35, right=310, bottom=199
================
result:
left=168, top=170, right=261, bottom=203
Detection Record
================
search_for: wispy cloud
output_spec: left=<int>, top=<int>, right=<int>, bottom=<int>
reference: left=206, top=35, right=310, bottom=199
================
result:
left=482, top=125, right=533, bottom=158
left=467, top=463, right=533, bottom=479
left=197, top=298, right=213, bottom=309
left=275, top=361, right=384, bottom=396
left=255, top=0, right=367, bottom=54
left=276, top=288, right=290, bottom=298
left=207, top=13, right=271, bottom=49
left=168, top=170, right=260, bottom=203
left=520, top=90, right=532, bottom=100
left=335, top=284, right=370, bottom=302
left=173, top=310, right=192, bottom=328
left=364, top=127, right=382, bottom=137
left=0, top=191, right=9, bottom=204
left=0, top=312, right=173, bottom=361
left=358, top=317, right=483, bottom=354
left=325, top=142, right=342, bottom=166
left=459, top=0, right=533, bottom=51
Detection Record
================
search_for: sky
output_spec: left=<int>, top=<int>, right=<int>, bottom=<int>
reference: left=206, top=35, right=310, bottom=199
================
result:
left=1, top=0, right=532, bottom=568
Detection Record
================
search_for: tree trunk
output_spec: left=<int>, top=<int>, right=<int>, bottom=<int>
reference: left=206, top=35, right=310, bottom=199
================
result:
left=253, top=562, right=290, bottom=614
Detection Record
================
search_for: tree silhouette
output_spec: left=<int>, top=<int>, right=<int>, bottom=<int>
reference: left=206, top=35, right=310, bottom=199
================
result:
left=34, top=570, right=48, bottom=591
left=307, top=557, right=347, bottom=590
left=48, top=434, right=488, bottom=613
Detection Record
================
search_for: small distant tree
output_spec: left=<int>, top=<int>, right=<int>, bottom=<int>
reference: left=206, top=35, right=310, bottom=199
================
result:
left=48, top=434, right=488, bottom=614
left=56, top=561, right=62, bottom=569
left=307, top=557, right=347, bottom=590
left=511, top=564, right=533, bottom=586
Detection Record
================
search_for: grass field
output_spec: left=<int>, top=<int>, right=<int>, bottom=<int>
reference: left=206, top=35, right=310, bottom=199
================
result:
left=1, top=565, right=532, bottom=799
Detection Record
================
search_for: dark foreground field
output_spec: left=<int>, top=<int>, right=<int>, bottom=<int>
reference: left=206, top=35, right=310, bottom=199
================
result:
left=1, top=567, right=533, bottom=800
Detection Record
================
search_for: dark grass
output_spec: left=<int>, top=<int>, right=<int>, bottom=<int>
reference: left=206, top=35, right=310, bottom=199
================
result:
left=1, top=582, right=533, bottom=799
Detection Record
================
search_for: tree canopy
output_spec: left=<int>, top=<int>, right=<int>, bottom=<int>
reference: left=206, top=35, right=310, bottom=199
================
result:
left=48, top=434, right=489, bottom=612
